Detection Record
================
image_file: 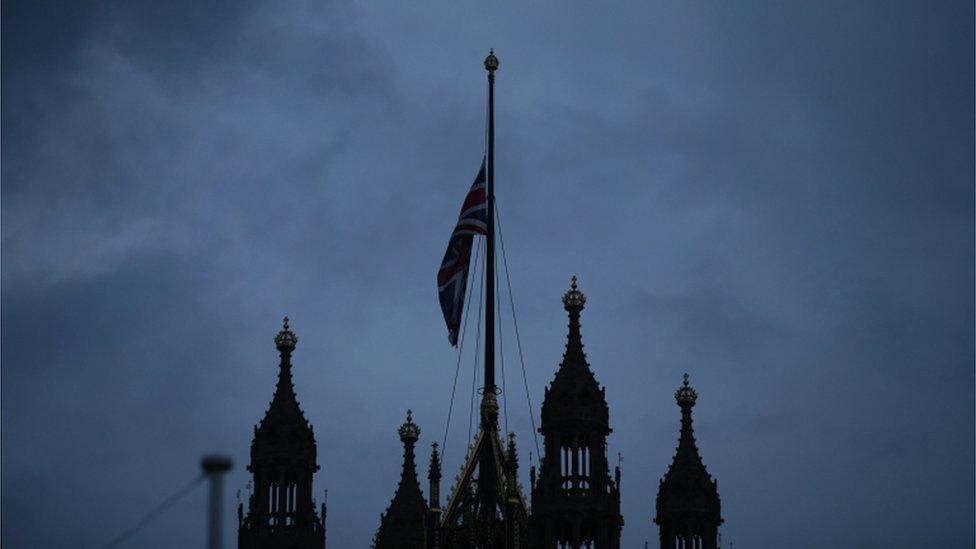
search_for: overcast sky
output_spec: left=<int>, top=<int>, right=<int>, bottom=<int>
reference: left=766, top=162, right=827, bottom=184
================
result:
left=2, top=1, right=973, bottom=547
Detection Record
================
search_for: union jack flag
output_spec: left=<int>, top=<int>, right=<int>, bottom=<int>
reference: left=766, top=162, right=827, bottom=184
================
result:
left=437, top=159, right=487, bottom=345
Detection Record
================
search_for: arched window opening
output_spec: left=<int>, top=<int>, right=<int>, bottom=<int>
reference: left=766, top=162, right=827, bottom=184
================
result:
left=580, top=444, right=590, bottom=489
left=278, top=470, right=298, bottom=526
left=286, top=482, right=297, bottom=525
left=268, top=482, right=279, bottom=526
left=560, top=445, right=571, bottom=489
left=673, top=533, right=704, bottom=549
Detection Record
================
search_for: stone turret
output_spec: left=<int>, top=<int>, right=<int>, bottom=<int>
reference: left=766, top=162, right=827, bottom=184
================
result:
left=239, top=317, right=326, bottom=549
left=530, top=277, right=623, bottom=548
left=654, top=374, right=722, bottom=549
left=375, top=410, right=428, bottom=549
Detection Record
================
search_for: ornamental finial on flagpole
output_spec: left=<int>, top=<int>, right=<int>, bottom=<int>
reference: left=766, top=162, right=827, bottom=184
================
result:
left=484, top=49, right=499, bottom=73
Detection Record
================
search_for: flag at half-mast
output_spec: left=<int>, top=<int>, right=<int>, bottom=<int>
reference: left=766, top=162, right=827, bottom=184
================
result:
left=437, top=159, right=487, bottom=345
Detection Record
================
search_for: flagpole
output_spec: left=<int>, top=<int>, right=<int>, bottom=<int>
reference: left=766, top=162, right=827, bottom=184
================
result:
left=484, top=49, right=498, bottom=415
left=480, top=49, right=500, bottom=526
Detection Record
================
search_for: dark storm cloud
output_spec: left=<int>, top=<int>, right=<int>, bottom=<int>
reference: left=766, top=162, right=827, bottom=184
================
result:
left=3, top=1, right=973, bottom=548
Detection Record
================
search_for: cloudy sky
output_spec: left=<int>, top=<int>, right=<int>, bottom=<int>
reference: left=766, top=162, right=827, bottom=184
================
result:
left=2, top=1, right=973, bottom=547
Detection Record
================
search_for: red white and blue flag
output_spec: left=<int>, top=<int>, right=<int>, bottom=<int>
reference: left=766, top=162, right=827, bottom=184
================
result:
left=437, top=159, right=487, bottom=345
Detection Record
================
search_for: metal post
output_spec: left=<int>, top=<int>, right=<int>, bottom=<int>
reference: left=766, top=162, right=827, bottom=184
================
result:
left=479, top=49, right=501, bottom=531
left=484, top=49, right=498, bottom=404
left=201, top=454, right=233, bottom=549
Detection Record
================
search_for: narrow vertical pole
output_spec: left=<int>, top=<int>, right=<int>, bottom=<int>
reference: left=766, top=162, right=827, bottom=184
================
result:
left=209, top=473, right=223, bottom=549
left=479, top=49, right=500, bottom=534
left=202, top=455, right=233, bottom=549
left=484, top=49, right=497, bottom=405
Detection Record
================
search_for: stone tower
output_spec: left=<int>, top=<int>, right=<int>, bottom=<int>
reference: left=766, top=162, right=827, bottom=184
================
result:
left=529, top=277, right=623, bottom=548
left=654, top=374, right=722, bottom=549
left=239, top=318, right=326, bottom=549
left=374, top=410, right=429, bottom=549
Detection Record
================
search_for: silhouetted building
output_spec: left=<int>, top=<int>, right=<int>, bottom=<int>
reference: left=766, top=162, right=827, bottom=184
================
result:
left=374, top=410, right=429, bottom=549
left=654, top=375, right=722, bottom=549
left=240, top=290, right=726, bottom=549
left=238, top=51, right=727, bottom=549
left=433, top=389, right=530, bottom=548
left=373, top=278, right=636, bottom=548
left=239, top=318, right=326, bottom=549
left=529, top=277, right=623, bottom=548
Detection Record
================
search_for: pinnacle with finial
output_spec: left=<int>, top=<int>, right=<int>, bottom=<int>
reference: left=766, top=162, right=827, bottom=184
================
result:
left=398, top=409, right=420, bottom=442
left=274, top=315, right=298, bottom=352
left=429, top=441, right=441, bottom=478
left=675, top=372, right=698, bottom=406
left=562, top=275, right=586, bottom=310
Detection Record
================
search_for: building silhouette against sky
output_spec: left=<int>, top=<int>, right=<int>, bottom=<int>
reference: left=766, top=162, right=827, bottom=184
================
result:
left=239, top=281, right=724, bottom=547
left=654, top=375, right=723, bottom=549
left=528, top=277, right=623, bottom=547
left=373, top=410, right=428, bottom=548
left=238, top=318, right=326, bottom=549
left=236, top=49, right=726, bottom=549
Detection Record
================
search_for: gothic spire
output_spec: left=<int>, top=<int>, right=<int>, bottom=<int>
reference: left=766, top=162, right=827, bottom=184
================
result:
left=654, top=374, right=722, bottom=549
left=541, top=276, right=609, bottom=433
left=395, top=411, right=423, bottom=492
left=531, top=277, right=622, bottom=547
left=240, top=317, right=324, bottom=549
left=252, top=317, right=315, bottom=459
left=374, top=410, right=428, bottom=549
left=561, top=275, right=587, bottom=365
left=671, top=374, right=706, bottom=470
left=428, top=442, right=442, bottom=509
